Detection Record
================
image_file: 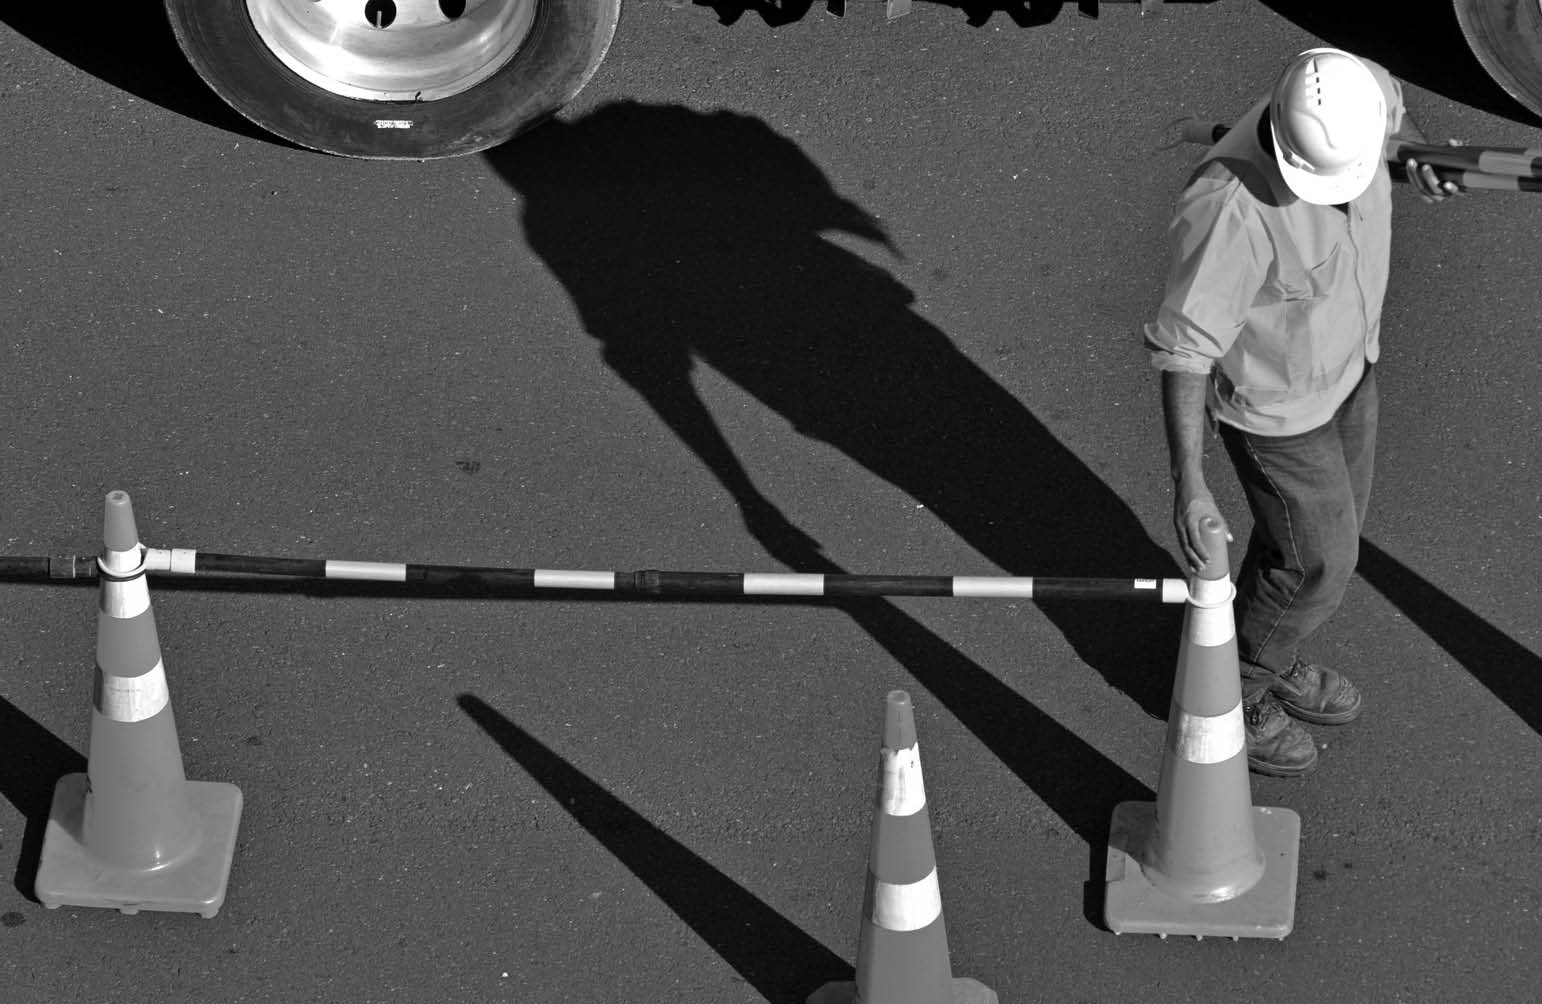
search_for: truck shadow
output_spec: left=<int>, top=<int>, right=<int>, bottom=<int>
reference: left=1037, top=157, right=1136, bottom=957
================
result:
left=1257, top=0, right=1542, bottom=126
left=0, top=2, right=268, bottom=141
left=696, top=0, right=1216, bottom=29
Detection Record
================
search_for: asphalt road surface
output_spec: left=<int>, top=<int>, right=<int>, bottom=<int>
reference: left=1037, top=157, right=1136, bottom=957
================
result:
left=2, top=2, right=1539, bottom=1002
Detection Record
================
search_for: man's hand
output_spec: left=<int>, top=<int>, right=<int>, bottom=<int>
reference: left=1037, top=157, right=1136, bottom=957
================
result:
left=1404, top=139, right=1466, bottom=203
left=1173, top=482, right=1230, bottom=576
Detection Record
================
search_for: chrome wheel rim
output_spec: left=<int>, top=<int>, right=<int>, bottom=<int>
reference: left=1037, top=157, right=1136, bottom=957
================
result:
left=247, top=0, right=539, bottom=101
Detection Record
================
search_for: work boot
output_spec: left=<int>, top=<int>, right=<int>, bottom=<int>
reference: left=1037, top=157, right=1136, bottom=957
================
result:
left=1243, top=692, right=1317, bottom=778
left=1270, top=657, right=1363, bottom=725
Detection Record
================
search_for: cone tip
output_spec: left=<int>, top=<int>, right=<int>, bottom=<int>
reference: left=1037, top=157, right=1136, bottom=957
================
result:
left=883, top=690, right=916, bottom=749
left=1197, top=516, right=1230, bottom=580
left=103, top=491, right=139, bottom=551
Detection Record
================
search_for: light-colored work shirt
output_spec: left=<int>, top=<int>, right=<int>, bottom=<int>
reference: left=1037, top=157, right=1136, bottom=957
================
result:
left=1144, top=64, right=1405, bottom=436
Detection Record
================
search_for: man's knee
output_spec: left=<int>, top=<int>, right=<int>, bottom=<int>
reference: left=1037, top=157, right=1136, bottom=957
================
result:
left=1302, top=533, right=1359, bottom=600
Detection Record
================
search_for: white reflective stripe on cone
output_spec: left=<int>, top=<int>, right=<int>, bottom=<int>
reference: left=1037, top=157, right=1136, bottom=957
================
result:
left=869, top=866, right=943, bottom=932
left=742, top=573, right=825, bottom=595
left=325, top=560, right=407, bottom=581
left=1188, top=604, right=1237, bottom=647
left=1171, top=704, right=1246, bottom=764
left=101, top=576, right=151, bottom=619
left=533, top=570, right=616, bottom=590
left=94, top=661, right=170, bottom=723
left=879, top=743, right=927, bottom=816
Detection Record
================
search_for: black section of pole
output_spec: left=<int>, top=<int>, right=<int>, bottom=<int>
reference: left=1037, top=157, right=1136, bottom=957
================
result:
left=195, top=553, right=328, bottom=577
left=625, top=571, right=746, bottom=596
left=826, top=575, right=952, bottom=597
left=407, top=565, right=536, bottom=590
left=0, top=556, right=95, bottom=580
left=1030, top=578, right=1164, bottom=602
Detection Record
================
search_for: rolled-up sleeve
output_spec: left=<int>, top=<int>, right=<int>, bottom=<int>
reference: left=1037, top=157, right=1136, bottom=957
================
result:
left=1144, top=173, right=1267, bottom=374
left=1362, top=58, right=1406, bottom=138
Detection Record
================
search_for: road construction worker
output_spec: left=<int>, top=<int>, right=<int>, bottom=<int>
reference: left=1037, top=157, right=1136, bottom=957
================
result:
left=1145, top=48, right=1458, bottom=776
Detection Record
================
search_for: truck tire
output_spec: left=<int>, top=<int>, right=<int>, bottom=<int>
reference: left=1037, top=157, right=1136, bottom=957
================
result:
left=1454, top=0, right=1542, bottom=119
left=165, top=0, right=621, bottom=160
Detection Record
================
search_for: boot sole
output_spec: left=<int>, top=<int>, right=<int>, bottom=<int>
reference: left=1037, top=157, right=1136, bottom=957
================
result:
left=1278, top=700, right=1362, bottom=726
left=1247, top=754, right=1318, bottom=778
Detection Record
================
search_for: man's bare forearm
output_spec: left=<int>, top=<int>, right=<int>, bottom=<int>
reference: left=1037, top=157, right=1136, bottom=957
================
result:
left=1161, top=369, right=1211, bottom=487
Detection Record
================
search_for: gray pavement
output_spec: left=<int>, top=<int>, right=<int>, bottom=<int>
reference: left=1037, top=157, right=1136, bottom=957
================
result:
left=1, top=2, right=1539, bottom=1002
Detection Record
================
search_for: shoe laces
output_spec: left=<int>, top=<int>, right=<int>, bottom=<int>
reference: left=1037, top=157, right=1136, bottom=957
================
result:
left=1244, top=694, right=1279, bottom=727
left=1280, top=656, right=1312, bottom=683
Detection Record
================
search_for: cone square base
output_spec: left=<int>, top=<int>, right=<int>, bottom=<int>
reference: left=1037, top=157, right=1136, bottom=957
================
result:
left=1103, top=801, right=1300, bottom=940
left=36, top=773, right=243, bottom=918
left=807, top=977, right=998, bottom=1004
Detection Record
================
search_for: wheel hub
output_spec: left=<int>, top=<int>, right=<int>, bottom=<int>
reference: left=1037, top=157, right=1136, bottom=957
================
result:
left=246, top=0, right=538, bottom=101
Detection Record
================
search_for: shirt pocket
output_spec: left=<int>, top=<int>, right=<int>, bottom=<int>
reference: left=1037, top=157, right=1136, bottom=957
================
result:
left=1271, top=242, right=1342, bottom=301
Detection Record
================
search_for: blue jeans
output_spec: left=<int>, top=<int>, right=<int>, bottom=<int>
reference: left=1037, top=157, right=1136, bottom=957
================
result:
left=1217, top=364, right=1378, bottom=700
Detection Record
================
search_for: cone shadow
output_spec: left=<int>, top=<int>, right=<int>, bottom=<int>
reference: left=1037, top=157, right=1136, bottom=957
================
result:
left=456, top=694, right=851, bottom=1002
left=1357, top=539, right=1541, bottom=735
left=829, top=600, right=1154, bottom=932
left=0, top=697, right=86, bottom=901
left=837, top=600, right=1155, bottom=843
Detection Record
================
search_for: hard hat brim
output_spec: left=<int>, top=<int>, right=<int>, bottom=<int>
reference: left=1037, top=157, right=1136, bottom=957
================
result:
left=1270, top=120, right=1380, bottom=205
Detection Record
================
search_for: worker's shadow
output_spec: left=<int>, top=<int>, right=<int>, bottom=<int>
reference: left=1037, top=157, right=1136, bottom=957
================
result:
left=487, top=100, right=1181, bottom=719
left=485, top=101, right=1166, bottom=936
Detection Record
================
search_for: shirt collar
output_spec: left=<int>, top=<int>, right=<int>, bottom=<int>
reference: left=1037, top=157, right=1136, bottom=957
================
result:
left=1229, top=99, right=1297, bottom=206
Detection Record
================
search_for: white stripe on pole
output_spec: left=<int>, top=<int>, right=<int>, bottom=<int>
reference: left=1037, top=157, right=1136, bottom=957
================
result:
left=1170, top=704, right=1246, bottom=764
left=951, top=576, right=1035, bottom=598
left=868, top=867, right=943, bottom=932
left=325, top=560, right=408, bottom=582
left=533, top=570, right=617, bottom=590
left=94, top=661, right=170, bottom=723
left=742, top=573, right=825, bottom=595
left=879, top=743, right=927, bottom=816
left=1162, top=578, right=1192, bottom=604
left=140, top=548, right=197, bottom=574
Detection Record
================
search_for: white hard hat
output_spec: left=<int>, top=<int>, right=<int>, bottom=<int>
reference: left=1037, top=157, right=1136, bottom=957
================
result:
left=1269, top=48, right=1387, bottom=205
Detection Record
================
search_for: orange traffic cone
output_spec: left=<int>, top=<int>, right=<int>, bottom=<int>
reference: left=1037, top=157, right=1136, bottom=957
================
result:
left=809, top=690, right=996, bottom=1004
left=1104, top=516, right=1300, bottom=939
left=35, top=490, right=242, bottom=917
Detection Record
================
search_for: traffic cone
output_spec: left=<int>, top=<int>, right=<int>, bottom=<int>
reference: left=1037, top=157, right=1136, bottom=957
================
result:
left=808, top=690, right=996, bottom=1004
left=35, top=490, right=242, bottom=917
left=1104, top=516, right=1300, bottom=939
